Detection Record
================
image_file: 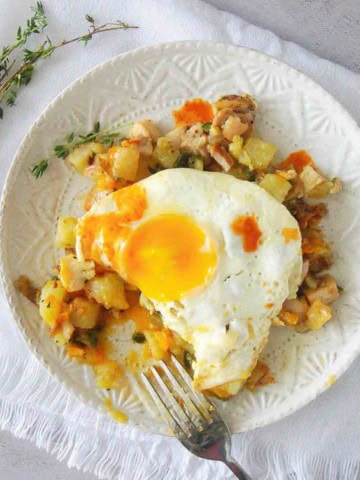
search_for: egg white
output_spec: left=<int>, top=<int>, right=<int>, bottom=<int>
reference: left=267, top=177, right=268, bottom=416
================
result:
left=77, top=169, right=302, bottom=392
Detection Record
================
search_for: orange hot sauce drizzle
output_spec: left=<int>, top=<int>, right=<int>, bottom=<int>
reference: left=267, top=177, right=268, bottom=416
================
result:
left=277, top=150, right=314, bottom=174
left=173, top=98, right=214, bottom=127
left=231, top=215, right=262, bottom=253
left=282, top=227, right=300, bottom=243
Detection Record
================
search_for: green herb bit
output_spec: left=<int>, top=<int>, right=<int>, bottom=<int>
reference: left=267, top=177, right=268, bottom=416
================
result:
left=188, top=155, right=204, bottom=171
left=31, top=121, right=131, bottom=178
left=183, top=350, right=195, bottom=370
left=132, top=332, right=146, bottom=344
left=174, top=152, right=191, bottom=168
left=202, top=122, right=212, bottom=133
left=31, top=159, right=49, bottom=178
left=0, top=5, right=137, bottom=119
left=87, top=329, right=99, bottom=347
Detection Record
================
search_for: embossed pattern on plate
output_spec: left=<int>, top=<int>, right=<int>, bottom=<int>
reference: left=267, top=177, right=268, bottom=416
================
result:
left=1, top=41, right=360, bottom=435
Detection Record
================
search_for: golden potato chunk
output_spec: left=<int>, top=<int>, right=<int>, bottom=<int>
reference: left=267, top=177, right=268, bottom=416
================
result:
left=244, top=137, right=276, bottom=170
left=69, top=297, right=101, bottom=329
left=153, top=137, right=180, bottom=168
left=228, top=135, right=244, bottom=161
left=305, top=299, right=332, bottom=330
left=108, top=146, right=140, bottom=181
left=39, top=279, right=68, bottom=327
left=85, top=273, right=129, bottom=310
left=55, top=216, right=78, bottom=249
left=66, top=142, right=104, bottom=174
left=259, top=174, right=292, bottom=203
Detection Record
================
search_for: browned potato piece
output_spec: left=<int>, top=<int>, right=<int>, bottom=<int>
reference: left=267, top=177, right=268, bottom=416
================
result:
left=69, top=297, right=101, bottom=329
left=85, top=273, right=129, bottom=310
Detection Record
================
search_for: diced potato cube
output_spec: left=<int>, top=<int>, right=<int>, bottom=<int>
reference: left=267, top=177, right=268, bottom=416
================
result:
left=67, top=142, right=104, bottom=174
left=229, top=135, right=244, bottom=161
left=39, top=279, right=68, bottom=327
left=259, top=174, right=292, bottom=203
left=69, top=297, right=101, bottom=329
left=50, top=312, right=75, bottom=344
left=55, top=216, right=78, bottom=249
left=153, top=137, right=180, bottom=168
left=238, top=150, right=252, bottom=169
left=307, top=177, right=342, bottom=198
left=59, top=254, right=95, bottom=292
left=85, top=273, right=129, bottom=310
left=244, top=137, right=276, bottom=170
left=305, top=299, right=332, bottom=330
left=94, top=360, right=122, bottom=389
left=107, top=146, right=139, bottom=181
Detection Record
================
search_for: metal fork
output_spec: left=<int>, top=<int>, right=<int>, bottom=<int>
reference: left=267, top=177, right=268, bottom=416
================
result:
left=141, top=354, right=250, bottom=479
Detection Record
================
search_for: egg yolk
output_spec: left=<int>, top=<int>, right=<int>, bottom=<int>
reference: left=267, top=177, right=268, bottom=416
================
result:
left=122, top=214, right=217, bottom=301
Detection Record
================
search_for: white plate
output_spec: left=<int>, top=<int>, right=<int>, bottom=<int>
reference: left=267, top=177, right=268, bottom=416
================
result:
left=1, top=41, right=360, bottom=435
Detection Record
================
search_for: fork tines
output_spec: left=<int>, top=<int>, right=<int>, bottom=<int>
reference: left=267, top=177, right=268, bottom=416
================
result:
left=141, top=354, right=215, bottom=435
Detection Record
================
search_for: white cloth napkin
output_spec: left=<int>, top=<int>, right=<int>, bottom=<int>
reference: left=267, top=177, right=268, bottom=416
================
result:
left=1, top=1, right=360, bottom=479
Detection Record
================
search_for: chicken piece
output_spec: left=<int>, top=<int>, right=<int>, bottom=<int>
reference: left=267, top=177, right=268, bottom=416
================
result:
left=300, top=166, right=327, bottom=195
left=214, top=94, right=258, bottom=113
left=59, top=254, right=95, bottom=292
left=285, top=175, right=305, bottom=201
left=213, top=109, right=255, bottom=139
left=180, top=124, right=210, bottom=160
left=212, top=108, right=234, bottom=127
left=208, top=144, right=234, bottom=172
left=165, top=126, right=187, bottom=149
left=304, top=274, right=340, bottom=305
left=222, top=116, right=249, bottom=141
left=128, top=119, right=160, bottom=143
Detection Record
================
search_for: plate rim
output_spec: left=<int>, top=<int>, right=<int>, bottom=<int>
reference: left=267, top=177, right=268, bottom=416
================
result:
left=1, top=40, right=360, bottom=434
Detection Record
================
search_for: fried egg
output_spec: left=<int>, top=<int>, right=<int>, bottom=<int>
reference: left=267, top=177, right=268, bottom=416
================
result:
left=76, top=169, right=302, bottom=393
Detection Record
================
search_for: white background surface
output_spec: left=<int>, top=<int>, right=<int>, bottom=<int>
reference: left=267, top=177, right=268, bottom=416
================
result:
left=1, top=0, right=359, bottom=479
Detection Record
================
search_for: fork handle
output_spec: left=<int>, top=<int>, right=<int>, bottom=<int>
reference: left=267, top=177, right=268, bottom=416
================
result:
left=223, top=456, right=251, bottom=479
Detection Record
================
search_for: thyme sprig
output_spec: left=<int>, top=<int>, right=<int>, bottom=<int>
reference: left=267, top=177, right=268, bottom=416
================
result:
left=0, top=2, right=47, bottom=81
left=0, top=3, right=137, bottom=119
left=31, top=121, right=129, bottom=178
